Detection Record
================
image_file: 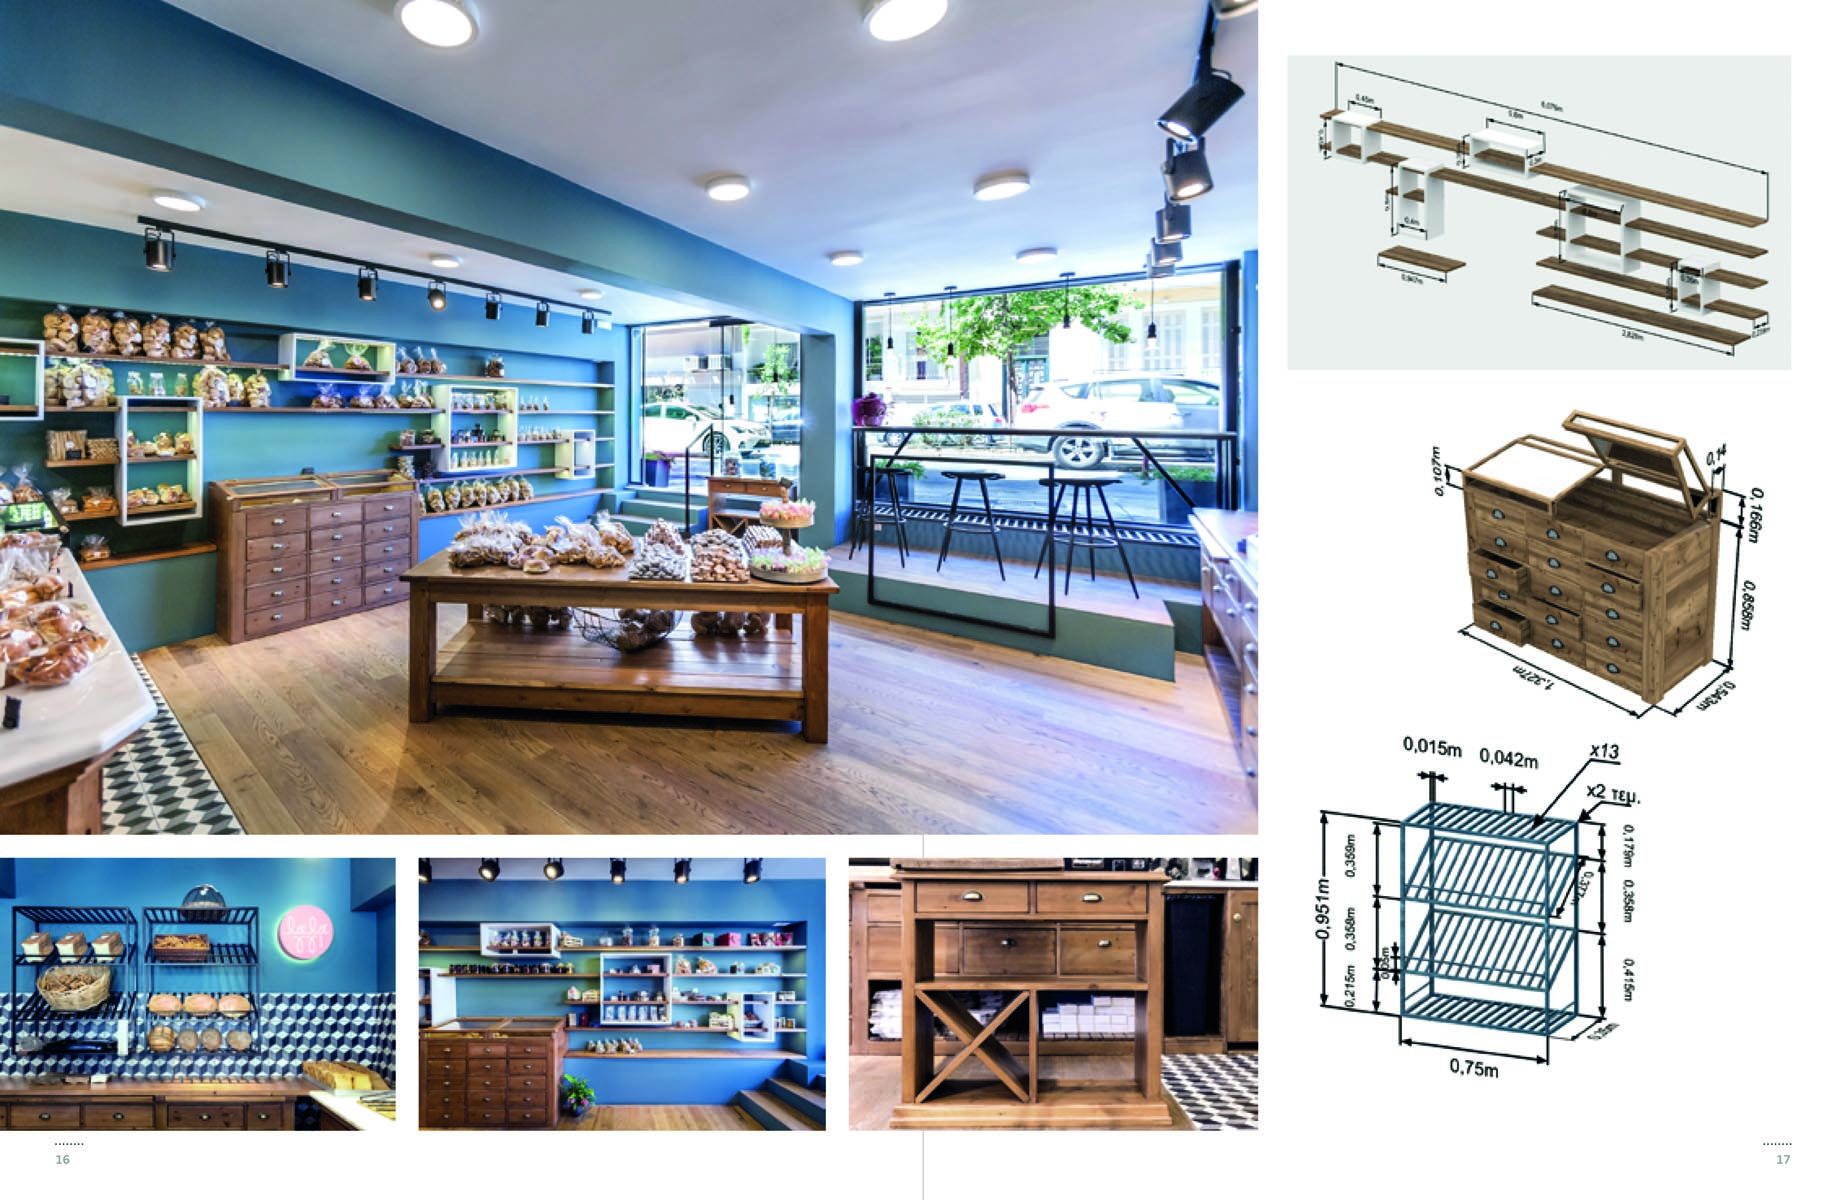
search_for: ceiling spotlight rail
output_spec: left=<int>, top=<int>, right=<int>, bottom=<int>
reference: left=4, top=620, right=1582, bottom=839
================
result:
left=135, top=214, right=613, bottom=319
left=866, top=262, right=1227, bottom=307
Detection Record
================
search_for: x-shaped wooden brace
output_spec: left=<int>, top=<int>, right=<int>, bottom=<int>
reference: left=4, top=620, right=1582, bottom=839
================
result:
left=915, top=988, right=1031, bottom=1103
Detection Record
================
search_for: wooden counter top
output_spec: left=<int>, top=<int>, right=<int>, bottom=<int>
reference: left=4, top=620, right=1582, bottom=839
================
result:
left=1188, top=507, right=1257, bottom=561
left=0, top=1074, right=317, bottom=1098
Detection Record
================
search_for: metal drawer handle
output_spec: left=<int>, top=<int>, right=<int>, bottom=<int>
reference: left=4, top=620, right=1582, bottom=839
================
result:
left=999, top=938, right=1016, bottom=947
left=256, top=1112, right=270, bottom=1121
left=271, top=590, right=284, bottom=598
left=271, top=613, right=284, bottom=622
left=1548, top=585, right=1562, bottom=597
left=1546, top=528, right=1561, bottom=540
left=1097, top=939, right=1113, bottom=948
left=1605, top=636, right=1620, bottom=648
left=1244, top=684, right=1256, bottom=696
left=1489, top=620, right=1502, bottom=631
left=271, top=517, right=286, bottom=526
left=271, top=566, right=284, bottom=574
left=1081, top=892, right=1103, bottom=903
left=332, top=510, right=346, bottom=519
left=1485, top=567, right=1499, bottom=579
left=39, top=1112, right=50, bottom=1121
left=1550, top=638, right=1564, bottom=650
left=198, top=1114, right=211, bottom=1121
left=112, top=1112, right=125, bottom=1121
left=1546, top=557, right=1561, bottom=569
left=1545, top=614, right=1558, bottom=625
left=962, top=891, right=982, bottom=902
left=1493, top=537, right=1507, bottom=548
left=1605, top=609, right=1619, bottom=621
left=1490, top=508, right=1504, bottom=520
left=1496, top=589, right=1510, bottom=601
left=270, top=542, right=284, bottom=551
left=332, top=532, right=345, bottom=541
left=382, top=504, right=397, bottom=513
left=1605, top=550, right=1620, bottom=562
left=1606, top=663, right=1621, bottom=675
left=1232, top=911, right=1244, bottom=922
left=1601, top=582, right=1615, bottom=594
left=332, top=555, right=344, bottom=563
left=332, top=598, right=344, bottom=607
left=331, top=577, right=344, bottom=586
left=1242, top=601, right=1256, bottom=612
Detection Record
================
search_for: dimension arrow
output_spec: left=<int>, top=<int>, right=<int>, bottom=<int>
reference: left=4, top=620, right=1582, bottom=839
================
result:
left=1401, top=1038, right=1545, bottom=1065
left=1536, top=755, right=1620, bottom=824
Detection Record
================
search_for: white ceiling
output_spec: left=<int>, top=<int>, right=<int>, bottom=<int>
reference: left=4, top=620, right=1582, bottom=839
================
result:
left=0, top=126, right=706, bottom=324
left=164, top=0, right=1258, bottom=300
left=425, top=858, right=825, bottom=883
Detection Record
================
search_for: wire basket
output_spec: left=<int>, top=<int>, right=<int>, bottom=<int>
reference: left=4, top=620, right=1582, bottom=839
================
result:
left=574, top=607, right=681, bottom=654
left=36, top=964, right=112, bottom=1012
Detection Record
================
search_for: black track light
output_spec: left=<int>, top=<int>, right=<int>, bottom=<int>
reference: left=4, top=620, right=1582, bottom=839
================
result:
left=1155, top=200, right=1192, bottom=244
left=674, top=858, right=691, bottom=885
left=743, top=858, right=763, bottom=885
left=417, top=858, right=432, bottom=884
left=1151, top=237, right=1183, bottom=268
left=1163, top=137, right=1213, bottom=203
left=943, top=285, right=957, bottom=358
left=265, top=249, right=290, bottom=288
left=1059, top=271, right=1075, bottom=328
left=358, top=266, right=379, bottom=301
left=427, top=279, right=448, bottom=311
left=581, top=310, right=595, bottom=335
left=543, top=857, right=564, bottom=880
left=478, top=857, right=500, bottom=882
left=535, top=301, right=550, bottom=328
left=484, top=292, right=503, bottom=320
left=144, top=227, right=174, bottom=272
left=610, top=858, right=626, bottom=885
left=1158, top=69, right=1245, bottom=142
left=883, top=292, right=896, bottom=352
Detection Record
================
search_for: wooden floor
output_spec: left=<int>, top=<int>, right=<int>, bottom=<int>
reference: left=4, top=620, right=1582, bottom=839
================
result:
left=849, top=1054, right=1194, bottom=1131
left=559, top=1104, right=762, bottom=1131
left=143, top=604, right=1254, bottom=835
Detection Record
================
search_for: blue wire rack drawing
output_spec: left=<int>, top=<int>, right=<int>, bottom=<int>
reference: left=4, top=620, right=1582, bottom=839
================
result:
left=1400, top=802, right=1580, bottom=1037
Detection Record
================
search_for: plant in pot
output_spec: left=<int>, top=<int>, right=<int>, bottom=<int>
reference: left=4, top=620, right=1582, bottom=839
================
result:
left=879, top=458, right=926, bottom=503
left=1147, top=463, right=1218, bottom=525
left=641, top=451, right=673, bottom=488
left=560, top=1074, right=595, bottom=1120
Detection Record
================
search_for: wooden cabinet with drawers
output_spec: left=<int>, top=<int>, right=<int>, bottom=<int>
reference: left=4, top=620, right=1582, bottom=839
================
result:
left=420, top=1017, right=565, bottom=1129
left=1191, top=509, right=1258, bottom=777
left=0, top=1082, right=305, bottom=1129
left=1461, top=413, right=1721, bottom=704
left=210, top=470, right=421, bottom=644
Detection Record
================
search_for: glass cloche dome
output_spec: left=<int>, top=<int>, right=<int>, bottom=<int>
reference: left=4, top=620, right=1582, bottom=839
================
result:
left=180, top=884, right=227, bottom=910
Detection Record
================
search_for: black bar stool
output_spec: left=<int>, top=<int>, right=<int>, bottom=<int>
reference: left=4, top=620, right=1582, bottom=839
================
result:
left=935, top=470, right=1007, bottom=579
left=1033, top=477, right=1139, bottom=598
left=848, top=465, right=913, bottom=565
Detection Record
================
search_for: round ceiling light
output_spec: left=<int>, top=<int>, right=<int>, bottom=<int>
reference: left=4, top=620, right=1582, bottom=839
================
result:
left=1015, top=246, right=1058, bottom=264
left=973, top=169, right=1031, bottom=201
left=863, top=0, right=948, bottom=42
left=828, top=250, right=865, bottom=267
left=150, top=189, right=206, bottom=213
left=705, top=174, right=752, bottom=202
left=428, top=252, right=463, bottom=269
left=395, top=0, right=478, bottom=48
left=578, top=288, right=605, bottom=300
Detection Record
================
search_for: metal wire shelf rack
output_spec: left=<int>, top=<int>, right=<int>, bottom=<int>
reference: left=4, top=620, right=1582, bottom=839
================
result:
left=10, top=905, right=140, bottom=1055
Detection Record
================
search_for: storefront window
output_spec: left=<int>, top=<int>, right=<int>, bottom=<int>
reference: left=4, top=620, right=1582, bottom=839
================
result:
left=858, top=267, right=1232, bottom=526
left=637, top=321, right=801, bottom=489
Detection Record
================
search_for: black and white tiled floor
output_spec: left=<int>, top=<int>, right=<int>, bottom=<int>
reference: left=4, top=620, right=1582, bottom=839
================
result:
left=1163, top=1052, right=1259, bottom=1130
left=99, top=657, right=244, bottom=835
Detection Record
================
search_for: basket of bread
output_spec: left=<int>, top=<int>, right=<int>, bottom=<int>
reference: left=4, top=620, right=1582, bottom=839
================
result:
left=36, top=964, right=111, bottom=1012
left=150, top=933, right=209, bottom=962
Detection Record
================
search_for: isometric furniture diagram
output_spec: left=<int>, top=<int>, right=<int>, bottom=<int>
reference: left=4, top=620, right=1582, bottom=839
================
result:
left=1315, top=63, right=1775, bottom=355
left=1318, top=756, right=1629, bottom=1067
left=1445, top=411, right=1756, bottom=718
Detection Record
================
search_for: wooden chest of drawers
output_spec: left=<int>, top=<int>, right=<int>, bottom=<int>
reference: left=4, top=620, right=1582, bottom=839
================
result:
left=420, top=1018, right=565, bottom=1129
left=1462, top=412, right=1721, bottom=704
left=210, top=471, right=421, bottom=644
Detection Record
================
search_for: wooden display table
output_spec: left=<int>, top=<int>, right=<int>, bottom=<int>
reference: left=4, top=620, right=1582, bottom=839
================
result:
left=890, top=864, right=1171, bottom=1129
left=0, top=550, right=156, bottom=834
left=401, top=552, right=838, bottom=742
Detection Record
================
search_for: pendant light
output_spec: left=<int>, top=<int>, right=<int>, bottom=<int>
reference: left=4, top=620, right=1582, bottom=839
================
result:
left=484, top=292, right=502, bottom=320
left=884, top=292, right=896, bottom=351
left=265, top=249, right=290, bottom=288
left=143, top=227, right=174, bottom=272
left=581, top=310, right=595, bottom=335
left=743, top=858, right=763, bottom=885
left=535, top=301, right=550, bottom=328
left=478, top=857, right=500, bottom=882
left=674, top=858, right=692, bottom=885
left=1059, top=271, right=1075, bottom=328
left=610, top=858, right=626, bottom=885
left=426, top=279, right=447, bottom=310
left=357, top=266, right=379, bottom=301
left=943, top=285, right=957, bottom=358
left=1163, top=136, right=1213, bottom=202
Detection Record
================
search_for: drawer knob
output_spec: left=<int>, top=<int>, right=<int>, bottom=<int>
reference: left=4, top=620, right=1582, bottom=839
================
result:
left=1489, top=620, right=1502, bottom=632
left=1605, top=609, right=1619, bottom=621
left=332, top=599, right=344, bottom=607
left=1601, top=582, right=1616, bottom=594
left=1496, top=589, right=1510, bottom=602
left=271, top=542, right=284, bottom=550
left=1232, top=911, right=1244, bottom=922
left=271, top=590, right=284, bottom=598
left=961, top=891, right=983, bottom=902
left=39, top=1112, right=50, bottom=1121
left=199, top=1114, right=211, bottom=1121
left=1548, top=585, right=1562, bottom=597
left=1490, top=508, right=1504, bottom=520
left=1097, top=938, right=1113, bottom=948
left=256, top=1112, right=270, bottom=1121
left=1606, top=663, right=1621, bottom=675
left=1547, top=557, right=1561, bottom=569
left=112, top=1112, right=124, bottom=1121
left=332, top=555, right=344, bottom=563
left=1605, top=550, right=1620, bottom=562
left=1546, top=528, right=1560, bottom=540
left=1485, top=568, right=1499, bottom=580
left=1493, top=537, right=1507, bottom=548
left=333, top=533, right=345, bottom=541
left=1545, top=614, right=1558, bottom=625
left=271, top=517, right=286, bottom=526
left=1081, top=892, right=1103, bottom=903
left=1550, top=638, right=1564, bottom=650
left=1605, top=636, right=1620, bottom=648
left=1244, top=684, right=1256, bottom=696
left=1245, top=725, right=1257, bottom=737
left=331, top=577, right=344, bottom=586
left=271, top=613, right=284, bottom=622
left=271, top=566, right=284, bottom=574
left=999, top=938, right=1017, bottom=947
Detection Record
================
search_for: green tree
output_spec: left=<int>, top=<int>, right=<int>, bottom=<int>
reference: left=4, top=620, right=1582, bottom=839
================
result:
left=911, top=287, right=1137, bottom=408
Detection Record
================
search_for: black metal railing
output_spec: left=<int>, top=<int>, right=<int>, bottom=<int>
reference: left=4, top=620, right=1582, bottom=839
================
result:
left=849, top=425, right=1239, bottom=638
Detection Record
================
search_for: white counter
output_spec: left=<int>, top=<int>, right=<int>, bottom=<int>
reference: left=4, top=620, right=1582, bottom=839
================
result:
left=0, top=549, right=156, bottom=788
left=309, top=1089, right=396, bottom=1132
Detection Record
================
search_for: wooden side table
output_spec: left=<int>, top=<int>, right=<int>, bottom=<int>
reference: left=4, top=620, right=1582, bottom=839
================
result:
left=891, top=866, right=1172, bottom=1128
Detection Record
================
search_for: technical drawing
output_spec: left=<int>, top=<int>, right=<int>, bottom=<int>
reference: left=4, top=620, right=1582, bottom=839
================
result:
left=1290, top=58, right=1789, bottom=367
left=1442, top=411, right=1758, bottom=719
left=1318, top=754, right=1629, bottom=1067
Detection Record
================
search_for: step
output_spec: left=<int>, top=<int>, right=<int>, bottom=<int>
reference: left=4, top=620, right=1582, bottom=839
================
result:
left=627, top=485, right=696, bottom=504
left=1534, top=256, right=1674, bottom=301
left=603, top=511, right=696, bottom=537
left=764, top=1075, right=826, bottom=1125
left=738, top=1088, right=822, bottom=1131
left=619, top=497, right=705, bottom=521
left=1531, top=285, right=1753, bottom=347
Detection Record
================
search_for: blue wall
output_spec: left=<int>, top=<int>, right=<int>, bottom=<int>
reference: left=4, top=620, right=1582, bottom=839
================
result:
left=6, top=857, right=393, bottom=993
left=421, top=875, right=825, bottom=1104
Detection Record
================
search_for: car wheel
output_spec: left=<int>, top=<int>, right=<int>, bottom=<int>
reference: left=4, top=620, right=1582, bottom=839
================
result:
left=1052, top=432, right=1108, bottom=471
left=701, top=430, right=731, bottom=455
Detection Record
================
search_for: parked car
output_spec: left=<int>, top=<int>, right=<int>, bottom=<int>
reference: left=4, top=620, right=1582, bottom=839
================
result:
left=642, top=402, right=769, bottom=454
left=875, top=399, right=1004, bottom=445
left=1016, top=375, right=1222, bottom=468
